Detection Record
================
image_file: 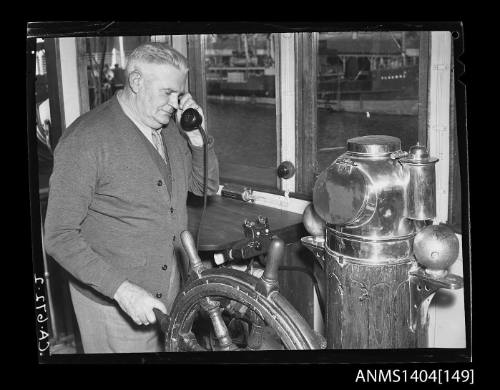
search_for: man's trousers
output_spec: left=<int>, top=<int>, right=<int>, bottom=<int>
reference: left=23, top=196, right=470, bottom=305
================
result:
left=69, top=282, right=163, bottom=353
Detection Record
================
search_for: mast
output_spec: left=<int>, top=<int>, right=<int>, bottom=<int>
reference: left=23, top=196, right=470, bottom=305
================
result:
left=243, top=34, right=250, bottom=66
left=119, top=36, right=125, bottom=67
left=401, top=32, right=406, bottom=66
left=243, top=34, right=250, bottom=79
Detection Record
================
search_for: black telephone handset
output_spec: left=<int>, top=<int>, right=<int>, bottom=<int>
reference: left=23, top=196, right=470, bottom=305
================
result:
left=179, top=108, right=203, bottom=132
left=172, top=93, right=202, bottom=131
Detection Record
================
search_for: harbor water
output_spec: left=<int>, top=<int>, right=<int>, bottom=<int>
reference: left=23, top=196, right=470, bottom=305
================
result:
left=207, top=100, right=418, bottom=188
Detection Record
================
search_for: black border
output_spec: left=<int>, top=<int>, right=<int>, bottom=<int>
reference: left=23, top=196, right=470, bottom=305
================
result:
left=27, top=21, right=463, bottom=37
left=26, top=21, right=472, bottom=369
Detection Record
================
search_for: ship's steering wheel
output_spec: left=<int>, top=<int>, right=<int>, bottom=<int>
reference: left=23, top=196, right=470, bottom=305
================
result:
left=155, top=231, right=326, bottom=351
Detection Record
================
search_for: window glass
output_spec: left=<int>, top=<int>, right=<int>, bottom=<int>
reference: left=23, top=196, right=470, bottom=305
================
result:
left=316, top=31, right=421, bottom=171
left=205, top=34, right=278, bottom=189
left=82, top=36, right=150, bottom=109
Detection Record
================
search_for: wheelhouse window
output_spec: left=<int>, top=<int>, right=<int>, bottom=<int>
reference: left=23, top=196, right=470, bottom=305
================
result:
left=316, top=31, right=423, bottom=172
left=204, top=33, right=279, bottom=190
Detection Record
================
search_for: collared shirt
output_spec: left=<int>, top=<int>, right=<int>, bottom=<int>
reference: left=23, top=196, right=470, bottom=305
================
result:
left=117, top=91, right=164, bottom=146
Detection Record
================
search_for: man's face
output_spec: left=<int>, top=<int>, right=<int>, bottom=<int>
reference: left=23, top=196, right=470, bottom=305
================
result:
left=135, top=63, right=187, bottom=129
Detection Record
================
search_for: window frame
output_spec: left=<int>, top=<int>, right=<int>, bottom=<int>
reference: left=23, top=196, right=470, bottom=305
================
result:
left=428, top=31, right=452, bottom=225
left=295, top=32, right=318, bottom=195
left=44, top=38, right=65, bottom=149
left=187, top=34, right=208, bottom=126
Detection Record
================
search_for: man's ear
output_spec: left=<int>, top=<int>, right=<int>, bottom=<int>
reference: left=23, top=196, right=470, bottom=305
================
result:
left=128, top=70, right=142, bottom=94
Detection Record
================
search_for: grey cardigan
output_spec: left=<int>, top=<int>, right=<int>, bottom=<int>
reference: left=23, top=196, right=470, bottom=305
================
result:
left=44, top=95, right=219, bottom=309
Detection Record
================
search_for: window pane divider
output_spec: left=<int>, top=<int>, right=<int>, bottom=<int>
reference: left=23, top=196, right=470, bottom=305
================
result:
left=279, top=33, right=296, bottom=193
left=295, top=32, right=317, bottom=198
left=428, top=31, right=452, bottom=224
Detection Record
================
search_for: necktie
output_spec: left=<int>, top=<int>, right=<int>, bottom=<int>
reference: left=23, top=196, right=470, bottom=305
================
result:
left=151, top=129, right=167, bottom=163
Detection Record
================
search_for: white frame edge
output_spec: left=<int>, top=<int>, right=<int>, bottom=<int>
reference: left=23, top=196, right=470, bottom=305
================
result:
left=428, top=31, right=452, bottom=224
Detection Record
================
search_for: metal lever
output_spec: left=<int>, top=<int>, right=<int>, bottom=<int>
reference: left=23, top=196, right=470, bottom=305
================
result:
left=256, top=237, right=285, bottom=296
left=181, top=230, right=205, bottom=278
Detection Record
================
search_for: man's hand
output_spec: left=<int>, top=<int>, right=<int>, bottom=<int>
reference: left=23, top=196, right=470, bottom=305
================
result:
left=176, top=92, right=205, bottom=147
left=113, top=280, right=167, bottom=326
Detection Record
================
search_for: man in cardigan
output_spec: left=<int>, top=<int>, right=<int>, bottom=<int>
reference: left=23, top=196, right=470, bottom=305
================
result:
left=44, top=43, right=219, bottom=353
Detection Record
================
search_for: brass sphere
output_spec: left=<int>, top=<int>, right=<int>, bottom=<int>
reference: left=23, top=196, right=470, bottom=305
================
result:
left=413, top=224, right=459, bottom=271
left=302, top=204, right=326, bottom=237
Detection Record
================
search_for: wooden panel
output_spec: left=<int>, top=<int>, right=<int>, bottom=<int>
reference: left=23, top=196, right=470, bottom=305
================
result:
left=295, top=32, right=317, bottom=197
left=76, top=37, right=90, bottom=115
left=187, top=194, right=304, bottom=251
left=187, top=35, right=208, bottom=129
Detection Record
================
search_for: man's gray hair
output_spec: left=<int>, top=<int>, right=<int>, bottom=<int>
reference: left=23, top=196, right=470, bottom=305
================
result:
left=125, top=43, right=188, bottom=76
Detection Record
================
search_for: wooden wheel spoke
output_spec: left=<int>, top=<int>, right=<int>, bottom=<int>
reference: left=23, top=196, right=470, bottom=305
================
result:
left=199, top=297, right=239, bottom=351
left=178, top=331, right=207, bottom=352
